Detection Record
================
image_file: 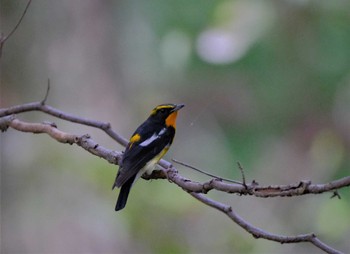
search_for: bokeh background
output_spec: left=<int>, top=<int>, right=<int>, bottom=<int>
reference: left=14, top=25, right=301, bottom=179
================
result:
left=1, top=0, right=350, bottom=253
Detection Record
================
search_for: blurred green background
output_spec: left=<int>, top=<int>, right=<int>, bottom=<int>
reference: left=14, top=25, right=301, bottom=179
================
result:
left=1, top=0, right=350, bottom=253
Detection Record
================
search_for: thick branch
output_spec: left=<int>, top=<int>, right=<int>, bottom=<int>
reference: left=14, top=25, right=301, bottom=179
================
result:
left=1, top=115, right=77, bottom=143
left=0, top=115, right=122, bottom=165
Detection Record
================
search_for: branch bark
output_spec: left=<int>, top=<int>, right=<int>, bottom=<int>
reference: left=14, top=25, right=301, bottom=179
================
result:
left=1, top=101, right=348, bottom=254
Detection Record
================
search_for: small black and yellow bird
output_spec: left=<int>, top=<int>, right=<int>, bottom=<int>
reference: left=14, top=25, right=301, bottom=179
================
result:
left=112, top=103, right=185, bottom=211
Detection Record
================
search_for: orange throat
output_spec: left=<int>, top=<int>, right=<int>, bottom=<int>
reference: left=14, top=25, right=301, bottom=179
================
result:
left=165, top=111, right=178, bottom=128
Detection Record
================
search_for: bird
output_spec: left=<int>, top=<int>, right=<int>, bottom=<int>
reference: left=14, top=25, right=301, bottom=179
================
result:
left=112, top=103, right=185, bottom=211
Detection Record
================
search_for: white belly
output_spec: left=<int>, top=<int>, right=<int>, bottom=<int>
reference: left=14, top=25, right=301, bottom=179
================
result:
left=134, top=147, right=169, bottom=184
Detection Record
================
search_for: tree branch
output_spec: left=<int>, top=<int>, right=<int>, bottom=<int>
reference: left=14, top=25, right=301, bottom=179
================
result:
left=0, top=115, right=122, bottom=165
left=0, top=101, right=128, bottom=146
left=1, top=102, right=348, bottom=254
left=190, top=192, right=342, bottom=254
left=0, top=0, right=32, bottom=57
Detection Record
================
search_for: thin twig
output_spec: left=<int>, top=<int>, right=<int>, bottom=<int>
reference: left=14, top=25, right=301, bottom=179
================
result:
left=0, top=0, right=32, bottom=57
left=237, top=161, right=246, bottom=187
left=172, top=158, right=243, bottom=185
left=330, top=190, right=341, bottom=199
left=41, top=79, right=51, bottom=105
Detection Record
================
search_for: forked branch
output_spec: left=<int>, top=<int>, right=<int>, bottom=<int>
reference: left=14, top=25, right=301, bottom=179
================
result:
left=1, top=99, right=348, bottom=254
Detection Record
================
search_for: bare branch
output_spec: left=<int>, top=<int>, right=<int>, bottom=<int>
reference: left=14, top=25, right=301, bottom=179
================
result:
left=0, top=101, right=128, bottom=146
left=190, top=192, right=343, bottom=254
left=0, top=0, right=32, bottom=57
left=1, top=101, right=348, bottom=254
left=1, top=103, right=350, bottom=198
left=2, top=107, right=350, bottom=199
left=0, top=115, right=122, bottom=165
left=7, top=117, right=77, bottom=143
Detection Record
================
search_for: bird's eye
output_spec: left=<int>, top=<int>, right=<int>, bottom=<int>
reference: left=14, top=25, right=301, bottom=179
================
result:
left=159, top=108, right=166, bottom=114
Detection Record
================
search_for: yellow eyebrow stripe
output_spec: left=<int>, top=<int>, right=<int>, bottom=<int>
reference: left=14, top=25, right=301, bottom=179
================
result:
left=155, top=105, right=173, bottom=110
left=151, top=104, right=175, bottom=115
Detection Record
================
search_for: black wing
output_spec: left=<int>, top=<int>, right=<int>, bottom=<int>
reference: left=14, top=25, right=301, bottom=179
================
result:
left=114, top=124, right=175, bottom=188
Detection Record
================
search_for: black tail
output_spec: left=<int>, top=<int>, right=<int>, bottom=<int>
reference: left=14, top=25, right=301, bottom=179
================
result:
left=115, top=176, right=135, bottom=211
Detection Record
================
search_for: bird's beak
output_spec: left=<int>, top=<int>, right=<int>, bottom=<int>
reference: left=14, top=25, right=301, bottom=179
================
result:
left=172, top=104, right=185, bottom=112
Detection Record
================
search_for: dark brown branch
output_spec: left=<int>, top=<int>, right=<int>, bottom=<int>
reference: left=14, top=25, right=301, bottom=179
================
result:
left=1, top=102, right=348, bottom=254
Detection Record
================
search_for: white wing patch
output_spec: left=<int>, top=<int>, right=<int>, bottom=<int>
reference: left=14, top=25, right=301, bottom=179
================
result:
left=139, top=128, right=166, bottom=147
left=158, top=128, right=166, bottom=135
left=139, top=133, right=158, bottom=147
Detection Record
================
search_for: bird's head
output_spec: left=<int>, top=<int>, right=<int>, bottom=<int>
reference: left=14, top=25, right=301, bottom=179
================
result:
left=149, top=103, right=185, bottom=128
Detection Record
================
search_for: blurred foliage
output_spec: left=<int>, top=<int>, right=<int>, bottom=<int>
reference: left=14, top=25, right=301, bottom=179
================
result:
left=1, top=0, right=350, bottom=253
